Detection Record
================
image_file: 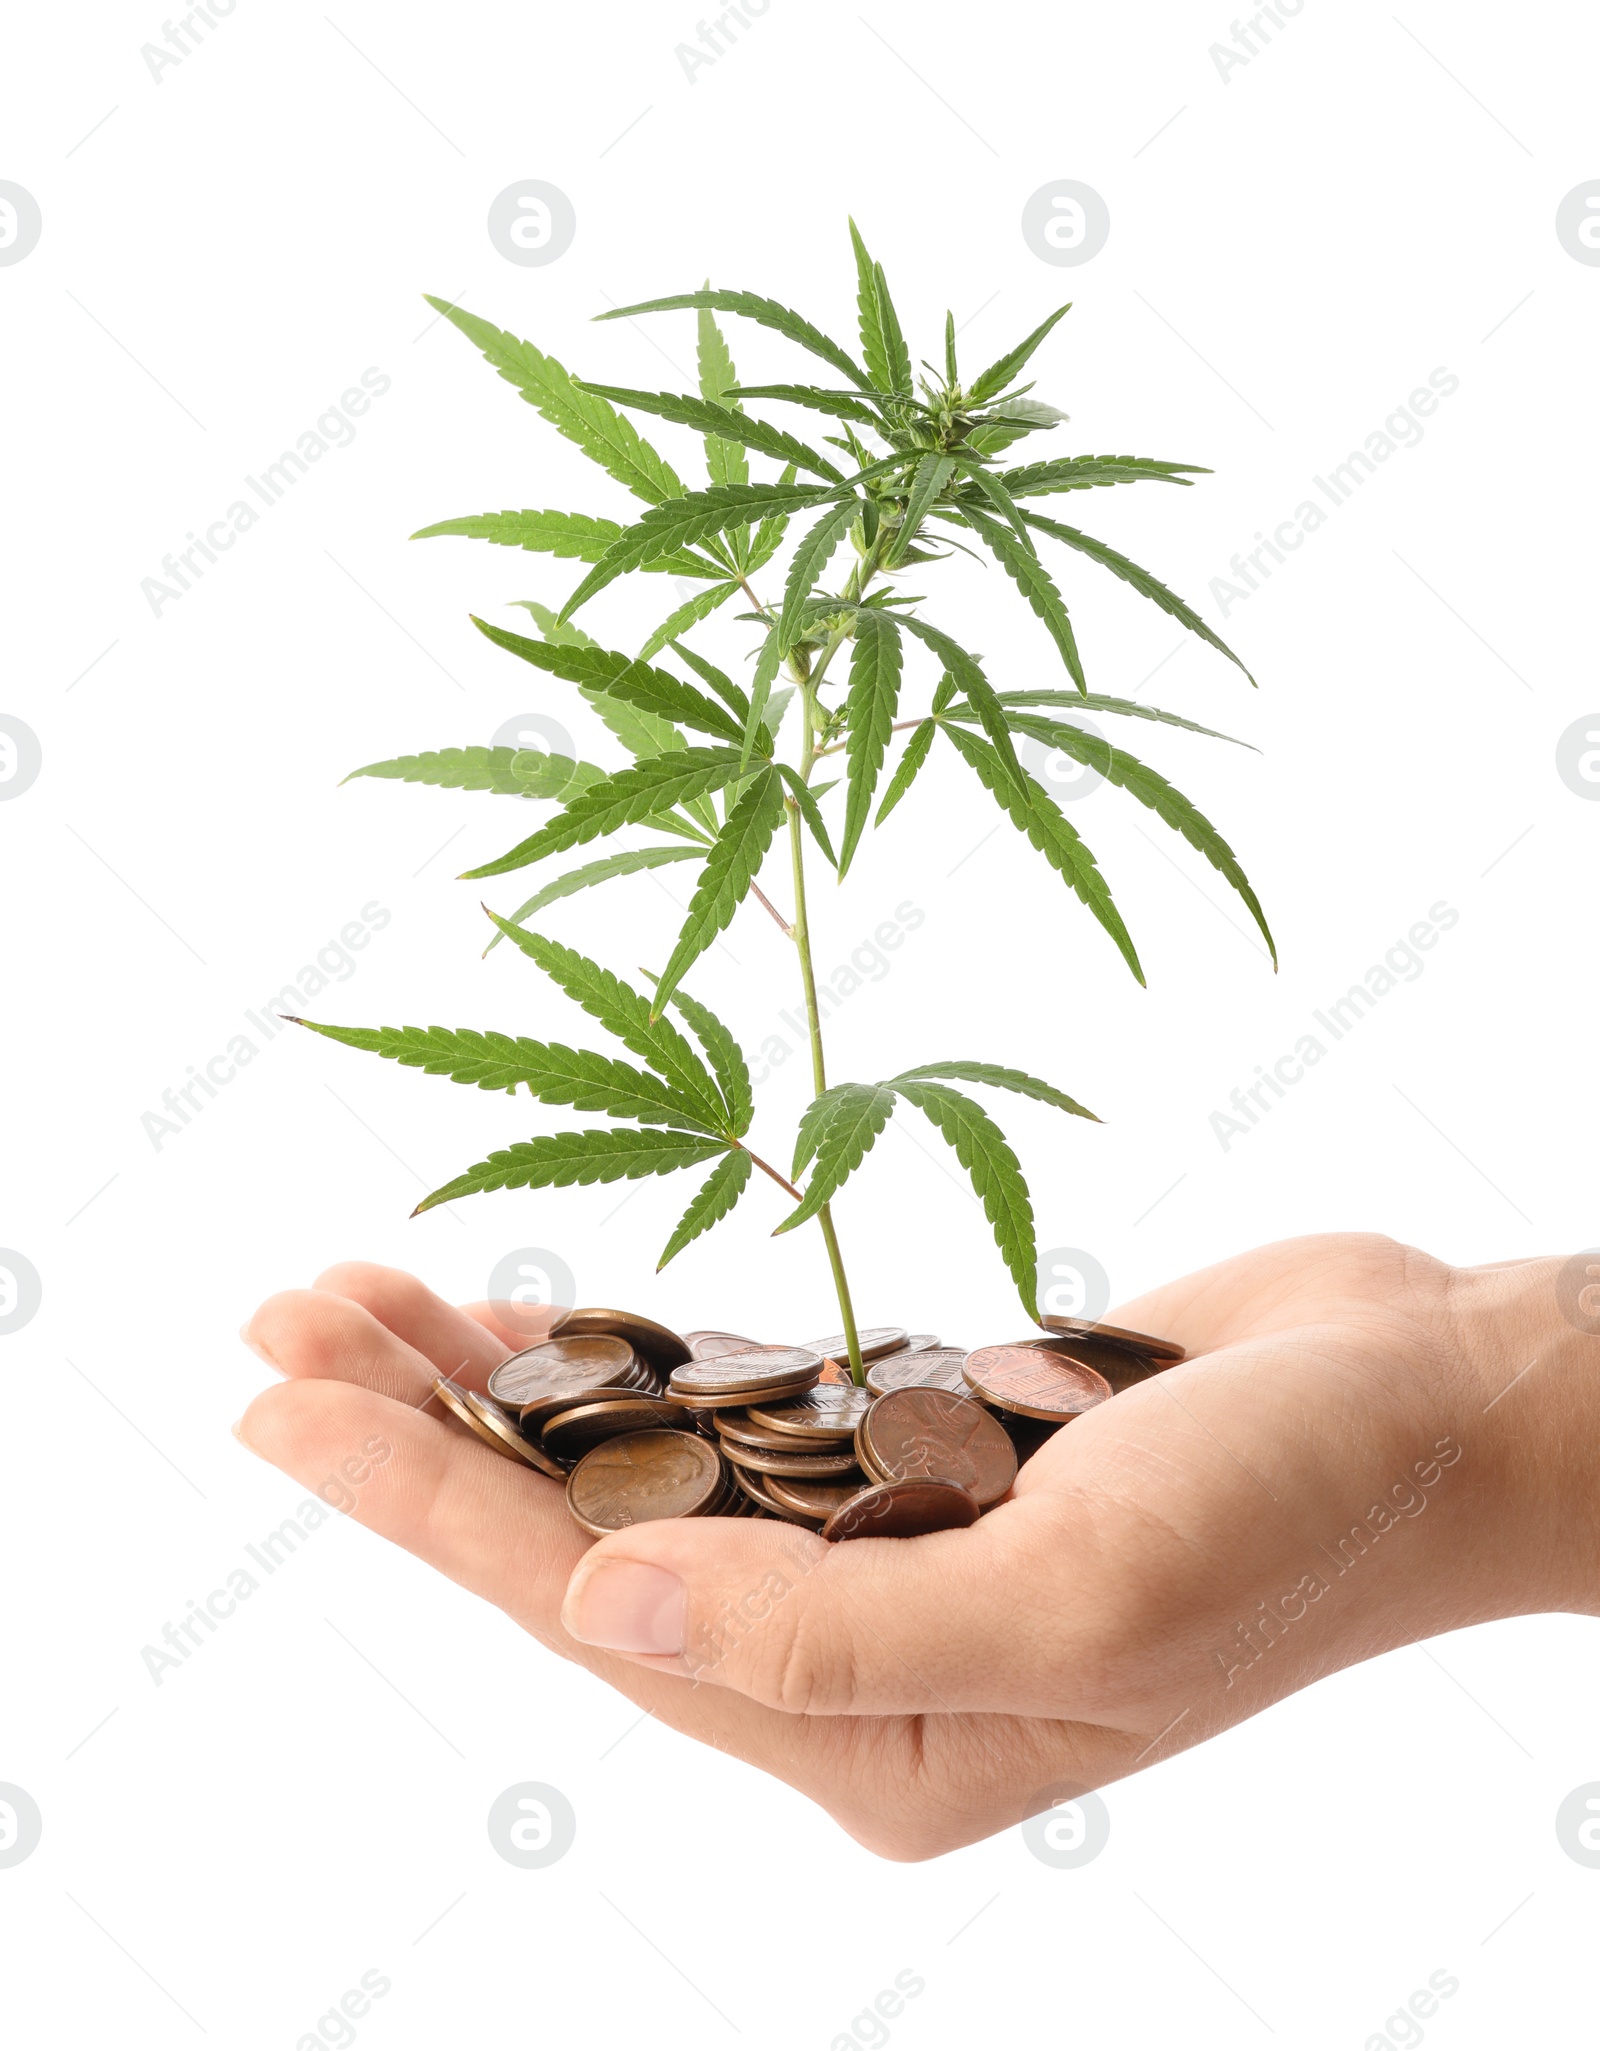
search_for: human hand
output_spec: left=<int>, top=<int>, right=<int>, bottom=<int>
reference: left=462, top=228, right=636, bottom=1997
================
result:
left=236, top=1235, right=1598, bottom=1858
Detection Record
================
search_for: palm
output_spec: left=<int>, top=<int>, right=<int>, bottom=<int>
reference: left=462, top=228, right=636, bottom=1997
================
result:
left=239, top=1234, right=1536, bottom=1858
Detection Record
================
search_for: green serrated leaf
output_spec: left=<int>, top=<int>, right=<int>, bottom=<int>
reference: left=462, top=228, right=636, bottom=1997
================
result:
left=415, top=1127, right=724, bottom=1215
left=482, top=916, right=727, bottom=1120
left=559, top=481, right=841, bottom=622
left=942, top=722, right=1144, bottom=984
left=969, top=303, right=1073, bottom=404
left=726, top=384, right=887, bottom=429
left=471, top=617, right=742, bottom=745
left=638, top=581, right=741, bottom=661
left=658, top=1148, right=753, bottom=1268
left=1022, top=510, right=1255, bottom=684
left=290, top=1017, right=720, bottom=1130
left=413, top=508, right=621, bottom=559
left=891, top=1060, right=1099, bottom=1122
left=576, top=383, right=844, bottom=484
left=484, top=845, right=705, bottom=952
left=669, top=639, right=751, bottom=722
left=776, top=1082, right=897, bottom=1232
left=779, top=500, right=858, bottom=656
left=596, top=290, right=871, bottom=391
left=776, top=763, right=837, bottom=870
left=890, top=1080, right=1038, bottom=1316
left=427, top=297, right=685, bottom=504
left=1000, top=455, right=1207, bottom=498
left=974, top=692, right=1253, bottom=749
left=1003, top=715, right=1275, bottom=963
left=742, top=623, right=784, bottom=772
left=343, top=746, right=601, bottom=800
left=873, top=718, right=936, bottom=825
left=891, top=616, right=1030, bottom=801
left=647, top=978, right=755, bottom=1137
left=888, top=454, right=956, bottom=566
left=653, top=769, right=787, bottom=1014
left=849, top=220, right=912, bottom=394
left=465, top=747, right=748, bottom=879
left=696, top=297, right=749, bottom=494
left=839, top=610, right=902, bottom=875
left=961, top=504, right=1088, bottom=691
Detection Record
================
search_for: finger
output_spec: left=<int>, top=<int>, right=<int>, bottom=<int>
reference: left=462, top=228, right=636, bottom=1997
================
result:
left=458, top=1300, right=567, bottom=1354
left=559, top=1491, right=1129, bottom=1719
left=244, top=1287, right=476, bottom=1410
left=310, top=1262, right=523, bottom=1377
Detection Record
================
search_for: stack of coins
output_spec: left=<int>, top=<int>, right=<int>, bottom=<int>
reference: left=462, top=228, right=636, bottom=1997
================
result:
left=428, top=1306, right=1184, bottom=1544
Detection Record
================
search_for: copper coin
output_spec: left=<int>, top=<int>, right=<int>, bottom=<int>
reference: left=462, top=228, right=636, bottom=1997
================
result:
left=744, top=1386, right=873, bottom=1438
left=554, top=1306, right=692, bottom=1371
left=713, top=1412, right=814, bottom=1452
left=1037, top=1314, right=1185, bottom=1364
left=865, top=1347, right=970, bottom=1398
left=542, top=1396, right=694, bottom=1462
left=488, top=1334, right=645, bottom=1407
left=684, top=1330, right=763, bottom=1360
left=566, top=1429, right=724, bottom=1536
left=962, top=1344, right=1112, bottom=1422
left=856, top=1389, right=1017, bottom=1507
left=431, top=1379, right=565, bottom=1477
left=719, top=1439, right=863, bottom=1479
left=727, top=1463, right=820, bottom=1524
left=821, top=1478, right=981, bottom=1542
left=901, top=1333, right=942, bottom=1353
left=815, top=1357, right=857, bottom=1386
left=804, top=1325, right=908, bottom=1364
left=662, top=1376, right=820, bottom=1412
left=764, top=1475, right=863, bottom=1519
left=667, top=1347, right=823, bottom=1398
left=1026, top=1332, right=1167, bottom=1394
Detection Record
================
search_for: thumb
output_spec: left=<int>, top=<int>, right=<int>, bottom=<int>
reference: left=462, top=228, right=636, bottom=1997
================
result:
left=559, top=1491, right=1105, bottom=1717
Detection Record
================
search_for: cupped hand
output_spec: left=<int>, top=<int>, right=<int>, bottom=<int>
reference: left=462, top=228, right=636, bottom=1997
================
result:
left=236, top=1235, right=1597, bottom=1858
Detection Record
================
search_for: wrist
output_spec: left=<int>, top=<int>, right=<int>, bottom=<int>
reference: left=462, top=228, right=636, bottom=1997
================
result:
left=1446, top=1255, right=1600, bottom=1613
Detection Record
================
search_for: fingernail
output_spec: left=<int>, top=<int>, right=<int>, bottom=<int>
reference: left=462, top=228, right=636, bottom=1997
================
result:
left=563, top=1560, right=685, bottom=1655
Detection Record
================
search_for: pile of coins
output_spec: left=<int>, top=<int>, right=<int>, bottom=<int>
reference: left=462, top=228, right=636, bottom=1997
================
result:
left=430, top=1308, right=1185, bottom=1543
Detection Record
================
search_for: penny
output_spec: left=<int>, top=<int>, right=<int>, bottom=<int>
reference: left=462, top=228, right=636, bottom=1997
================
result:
left=555, top=1306, right=692, bottom=1371
left=541, top=1396, right=694, bottom=1463
left=566, top=1429, right=725, bottom=1536
left=713, top=1412, right=819, bottom=1452
left=821, top=1477, right=982, bottom=1542
left=1037, top=1314, right=1185, bottom=1364
left=901, top=1333, right=942, bottom=1353
left=727, top=1462, right=821, bottom=1524
left=962, top=1344, right=1112, bottom=1422
left=683, top=1330, right=763, bottom=1360
left=804, top=1325, right=908, bottom=1365
left=745, top=1386, right=873, bottom=1438
left=856, top=1388, right=1017, bottom=1507
left=664, top=1376, right=820, bottom=1411
left=764, top=1475, right=864, bottom=1519
left=667, top=1347, right=823, bottom=1398
left=816, top=1357, right=856, bottom=1386
left=719, top=1438, right=863, bottom=1479
left=431, top=1378, right=566, bottom=1478
left=865, top=1347, right=971, bottom=1398
left=1026, top=1332, right=1167, bottom=1394
left=488, top=1334, right=647, bottom=1408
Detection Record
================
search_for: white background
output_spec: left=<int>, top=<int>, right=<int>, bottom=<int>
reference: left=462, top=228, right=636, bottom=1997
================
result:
left=4, top=0, right=1598, bottom=2043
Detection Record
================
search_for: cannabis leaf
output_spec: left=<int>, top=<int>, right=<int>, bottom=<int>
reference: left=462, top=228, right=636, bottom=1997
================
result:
left=415, top=1129, right=726, bottom=1215
left=483, top=846, right=705, bottom=953
left=658, top=1149, right=754, bottom=1269
left=839, top=608, right=902, bottom=875
left=343, top=746, right=601, bottom=800
left=653, top=769, right=787, bottom=1014
left=596, top=289, right=871, bottom=390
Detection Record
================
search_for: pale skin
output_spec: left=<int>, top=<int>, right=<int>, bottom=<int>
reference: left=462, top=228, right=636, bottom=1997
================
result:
left=237, top=1234, right=1600, bottom=1860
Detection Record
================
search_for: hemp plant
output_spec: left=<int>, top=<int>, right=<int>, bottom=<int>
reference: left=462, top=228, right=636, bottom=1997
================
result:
left=294, top=222, right=1273, bottom=1383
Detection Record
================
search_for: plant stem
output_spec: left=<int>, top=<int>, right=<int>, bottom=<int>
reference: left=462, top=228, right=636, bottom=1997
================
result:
left=785, top=776, right=866, bottom=1384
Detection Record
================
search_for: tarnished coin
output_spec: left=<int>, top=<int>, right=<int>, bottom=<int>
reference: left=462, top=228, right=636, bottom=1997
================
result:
left=1037, top=1314, right=1185, bottom=1364
left=555, top=1306, right=692, bottom=1371
left=683, top=1330, right=762, bottom=1360
left=542, top=1396, right=694, bottom=1463
left=901, top=1333, right=942, bottom=1353
left=667, top=1347, right=823, bottom=1399
left=745, top=1386, right=873, bottom=1438
left=1027, top=1332, right=1166, bottom=1394
left=764, top=1475, right=864, bottom=1519
left=865, top=1347, right=970, bottom=1398
left=719, top=1438, right=863, bottom=1479
left=857, top=1388, right=1017, bottom=1507
left=488, top=1334, right=647, bottom=1409
left=962, top=1344, right=1112, bottom=1422
left=821, top=1477, right=982, bottom=1542
left=566, top=1429, right=724, bottom=1536
left=804, top=1325, right=908, bottom=1365
left=714, top=1412, right=818, bottom=1452
left=430, top=1378, right=565, bottom=1478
